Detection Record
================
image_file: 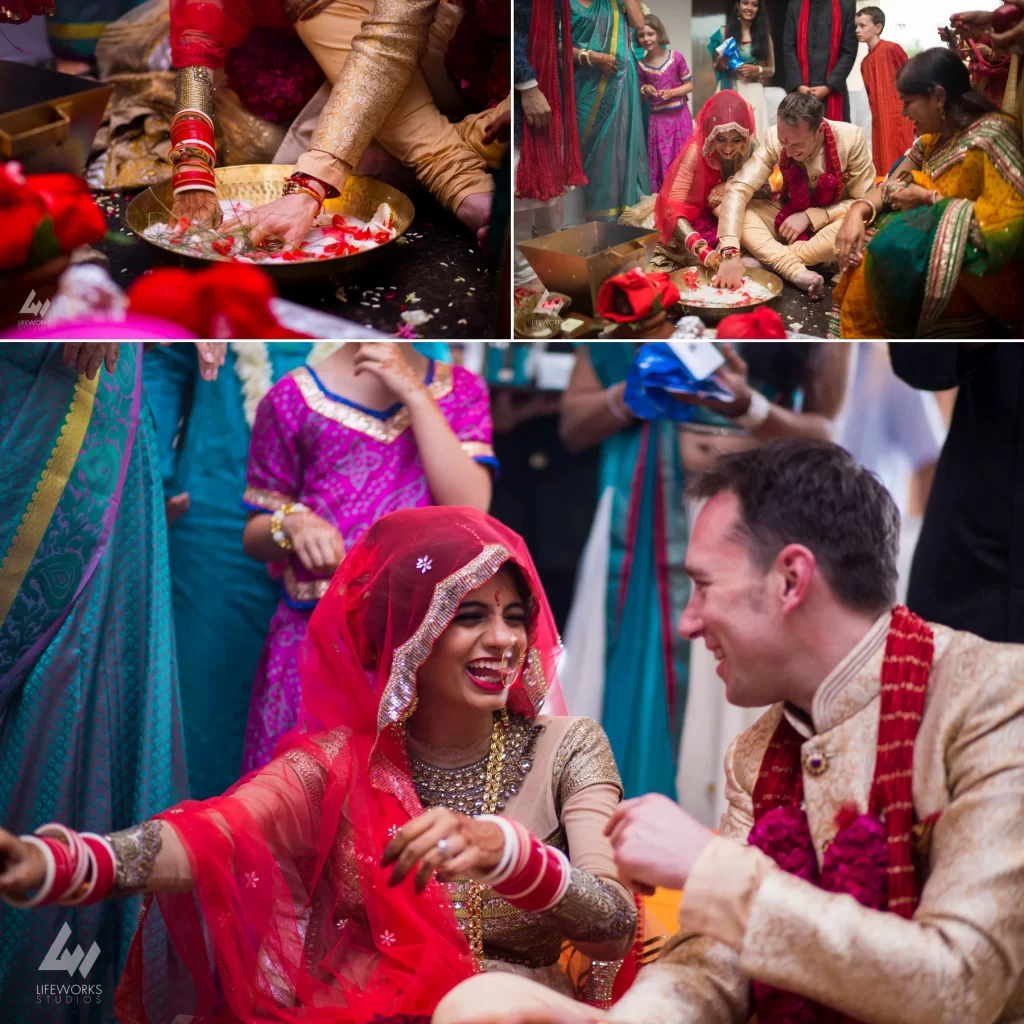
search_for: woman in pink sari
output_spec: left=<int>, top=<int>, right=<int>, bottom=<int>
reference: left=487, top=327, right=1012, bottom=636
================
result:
left=240, top=342, right=496, bottom=773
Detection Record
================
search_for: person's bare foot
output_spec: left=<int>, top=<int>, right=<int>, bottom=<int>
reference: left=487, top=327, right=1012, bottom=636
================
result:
left=456, top=192, right=492, bottom=237
left=793, top=269, right=825, bottom=301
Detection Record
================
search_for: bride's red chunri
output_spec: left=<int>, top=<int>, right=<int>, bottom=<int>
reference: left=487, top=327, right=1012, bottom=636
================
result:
left=117, top=507, right=567, bottom=1024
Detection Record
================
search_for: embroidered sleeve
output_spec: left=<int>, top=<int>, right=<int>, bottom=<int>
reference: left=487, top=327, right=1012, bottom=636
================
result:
left=541, top=867, right=637, bottom=945
left=717, top=130, right=778, bottom=250
left=243, top=378, right=304, bottom=513
left=445, top=366, right=498, bottom=474
left=297, top=0, right=438, bottom=184
left=552, top=718, right=623, bottom=813
left=106, top=821, right=163, bottom=896
left=906, top=136, right=925, bottom=170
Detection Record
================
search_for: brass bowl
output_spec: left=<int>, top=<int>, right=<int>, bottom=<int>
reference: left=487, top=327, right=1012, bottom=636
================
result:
left=124, top=164, right=415, bottom=285
left=670, top=265, right=783, bottom=323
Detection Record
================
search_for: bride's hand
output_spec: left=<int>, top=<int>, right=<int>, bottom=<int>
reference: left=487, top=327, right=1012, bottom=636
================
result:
left=0, top=827, right=47, bottom=900
left=382, top=807, right=505, bottom=893
left=170, top=190, right=220, bottom=230
left=890, top=183, right=935, bottom=211
left=219, top=192, right=321, bottom=249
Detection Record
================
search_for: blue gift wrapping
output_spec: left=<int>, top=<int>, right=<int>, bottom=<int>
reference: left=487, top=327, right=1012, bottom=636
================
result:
left=623, top=343, right=734, bottom=422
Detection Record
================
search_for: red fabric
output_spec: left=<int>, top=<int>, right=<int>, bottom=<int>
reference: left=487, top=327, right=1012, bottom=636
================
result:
left=116, top=507, right=568, bottom=1024
left=796, top=0, right=844, bottom=121
left=0, top=163, right=107, bottom=273
left=595, top=267, right=681, bottom=322
left=446, top=0, right=510, bottom=111
left=750, top=606, right=934, bottom=1023
left=0, top=0, right=52, bottom=23
left=860, top=41, right=916, bottom=174
left=651, top=445, right=678, bottom=725
left=717, top=307, right=788, bottom=339
left=127, top=264, right=310, bottom=339
left=774, top=120, right=843, bottom=239
left=515, top=0, right=587, bottom=201
left=654, top=90, right=757, bottom=245
left=169, top=0, right=269, bottom=70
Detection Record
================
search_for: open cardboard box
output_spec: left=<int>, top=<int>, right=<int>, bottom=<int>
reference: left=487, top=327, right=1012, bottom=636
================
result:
left=518, top=222, right=659, bottom=316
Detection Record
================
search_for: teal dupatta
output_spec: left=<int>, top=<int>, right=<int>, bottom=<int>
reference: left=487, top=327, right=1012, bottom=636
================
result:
left=587, top=344, right=689, bottom=799
left=570, top=0, right=651, bottom=221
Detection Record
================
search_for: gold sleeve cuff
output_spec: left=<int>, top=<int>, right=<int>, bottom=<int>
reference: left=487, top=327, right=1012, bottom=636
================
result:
left=175, top=65, right=214, bottom=120
left=461, top=441, right=495, bottom=460
left=307, top=0, right=437, bottom=169
left=294, top=150, right=350, bottom=197
left=244, top=486, right=298, bottom=512
left=805, top=206, right=829, bottom=233
left=678, top=836, right=776, bottom=951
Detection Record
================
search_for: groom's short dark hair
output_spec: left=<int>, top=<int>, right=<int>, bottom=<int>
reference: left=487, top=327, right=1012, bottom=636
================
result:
left=778, top=91, right=825, bottom=129
left=687, top=439, right=900, bottom=614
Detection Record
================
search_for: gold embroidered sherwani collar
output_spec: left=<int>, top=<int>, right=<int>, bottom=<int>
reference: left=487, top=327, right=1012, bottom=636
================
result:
left=782, top=611, right=891, bottom=739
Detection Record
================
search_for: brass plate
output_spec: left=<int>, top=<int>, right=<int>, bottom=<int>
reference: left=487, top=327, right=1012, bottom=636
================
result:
left=670, top=265, right=783, bottom=323
left=124, top=164, right=415, bottom=285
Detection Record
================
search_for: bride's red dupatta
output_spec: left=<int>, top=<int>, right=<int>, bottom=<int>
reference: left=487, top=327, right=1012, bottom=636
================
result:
left=116, top=507, right=568, bottom=1023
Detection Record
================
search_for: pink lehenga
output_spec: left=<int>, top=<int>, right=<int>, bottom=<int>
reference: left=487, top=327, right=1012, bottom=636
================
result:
left=241, top=360, right=497, bottom=773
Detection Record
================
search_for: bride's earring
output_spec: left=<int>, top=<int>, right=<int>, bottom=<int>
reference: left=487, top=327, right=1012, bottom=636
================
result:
left=500, top=640, right=524, bottom=689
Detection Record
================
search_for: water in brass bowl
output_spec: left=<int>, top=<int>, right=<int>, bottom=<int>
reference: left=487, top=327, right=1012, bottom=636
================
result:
left=670, top=265, right=783, bottom=323
left=124, top=165, right=415, bottom=285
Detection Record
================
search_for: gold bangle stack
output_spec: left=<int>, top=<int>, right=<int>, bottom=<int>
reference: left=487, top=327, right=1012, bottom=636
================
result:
left=850, top=198, right=877, bottom=226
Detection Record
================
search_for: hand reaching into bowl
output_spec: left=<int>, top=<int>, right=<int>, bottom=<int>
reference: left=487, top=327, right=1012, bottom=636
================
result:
left=170, top=190, right=220, bottom=231
left=219, top=192, right=323, bottom=249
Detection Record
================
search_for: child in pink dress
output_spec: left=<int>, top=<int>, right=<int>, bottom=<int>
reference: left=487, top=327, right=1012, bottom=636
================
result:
left=635, top=16, right=695, bottom=192
left=240, top=342, right=496, bottom=772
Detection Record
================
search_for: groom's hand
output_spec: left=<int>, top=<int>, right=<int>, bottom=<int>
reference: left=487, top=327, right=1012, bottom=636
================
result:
left=605, top=794, right=714, bottom=893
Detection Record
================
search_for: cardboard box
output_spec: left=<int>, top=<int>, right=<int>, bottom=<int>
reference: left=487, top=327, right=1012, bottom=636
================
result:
left=518, top=222, right=659, bottom=316
left=0, top=60, right=113, bottom=176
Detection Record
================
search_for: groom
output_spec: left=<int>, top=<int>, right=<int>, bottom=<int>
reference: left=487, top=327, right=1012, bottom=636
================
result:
left=712, top=91, right=874, bottom=299
left=436, top=439, right=1024, bottom=1024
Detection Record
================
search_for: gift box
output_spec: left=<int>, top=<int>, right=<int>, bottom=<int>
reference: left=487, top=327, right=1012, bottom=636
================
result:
left=0, top=60, right=113, bottom=175
left=715, top=36, right=746, bottom=71
left=517, top=222, right=659, bottom=317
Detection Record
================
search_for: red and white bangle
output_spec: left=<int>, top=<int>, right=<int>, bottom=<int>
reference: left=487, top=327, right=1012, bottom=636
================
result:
left=72, top=834, right=116, bottom=906
left=488, top=819, right=571, bottom=913
left=684, top=230, right=702, bottom=253
left=36, top=823, right=89, bottom=900
left=476, top=814, right=520, bottom=886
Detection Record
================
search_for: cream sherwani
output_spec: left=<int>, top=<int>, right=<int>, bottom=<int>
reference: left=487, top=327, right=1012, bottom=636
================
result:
left=435, top=612, right=1024, bottom=1024
left=717, top=118, right=875, bottom=283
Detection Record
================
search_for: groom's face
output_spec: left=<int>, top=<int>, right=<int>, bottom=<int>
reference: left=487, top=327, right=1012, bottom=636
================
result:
left=680, top=492, right=787, bottom=707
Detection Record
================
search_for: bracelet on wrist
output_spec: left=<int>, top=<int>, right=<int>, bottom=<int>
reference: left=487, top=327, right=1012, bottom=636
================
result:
left=733, top=389, right=771, bottom=431
left=269, top=501, right=309, bottom=552
left=849, top=198, right=877, bottom=226
left=605, top=385, right=631, bottom=424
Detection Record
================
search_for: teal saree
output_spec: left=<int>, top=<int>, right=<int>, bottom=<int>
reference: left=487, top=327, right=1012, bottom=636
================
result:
left=587, top=343, right=688, bottom=799
left=570, top=0, right=651, bottom=221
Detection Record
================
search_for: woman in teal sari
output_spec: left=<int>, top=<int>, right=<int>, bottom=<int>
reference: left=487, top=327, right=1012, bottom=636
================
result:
left=570, top=0, right=651, bottom=221
left=560, top=343, right=687, bottom=799
left=0, top=342, right=188, bottom=1023
left=143, top=341, right=449, bottom=801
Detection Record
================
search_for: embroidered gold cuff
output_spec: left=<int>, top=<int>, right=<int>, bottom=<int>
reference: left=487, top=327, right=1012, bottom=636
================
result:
left=244, top=486, right=298, bottom=512
left=283, top=563, right=331, bottom=604
left=461, top=441, right=495, bottom=460
left=175, top=65, right=214, bottom=120
left=106, top=820, right=163, bottom=896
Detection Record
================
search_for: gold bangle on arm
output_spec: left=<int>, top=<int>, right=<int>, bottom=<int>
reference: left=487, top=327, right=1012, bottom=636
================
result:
left=174, top=65, right=214, bottom=121
left=281, top=178, right=325, bottom=217
left=849, top=198, right=877, bottom=226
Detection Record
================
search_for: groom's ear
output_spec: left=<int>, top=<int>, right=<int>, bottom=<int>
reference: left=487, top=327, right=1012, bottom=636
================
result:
left=775, top=543, right=816, bottom=615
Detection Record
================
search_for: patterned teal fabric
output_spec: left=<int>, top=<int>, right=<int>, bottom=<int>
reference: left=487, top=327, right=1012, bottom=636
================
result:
left=0, top=343, right=187, bottom=1024
left=586, top=343, right=689, bottom=799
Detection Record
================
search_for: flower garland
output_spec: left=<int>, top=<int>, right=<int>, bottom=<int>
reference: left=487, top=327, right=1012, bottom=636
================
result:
left=747, top=605, right=935, bottom=1024
left=774, top=121, right=843, bottom=242
left=233, top=341, right=343, bottom=428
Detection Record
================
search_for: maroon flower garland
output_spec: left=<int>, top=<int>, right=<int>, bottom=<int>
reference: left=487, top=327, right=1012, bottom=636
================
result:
left=747, top=606, right=936, bottom=1024
left=774, top=121, right=843, bottom=242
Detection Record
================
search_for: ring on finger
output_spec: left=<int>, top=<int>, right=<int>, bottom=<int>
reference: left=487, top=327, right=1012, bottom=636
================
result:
left=435, top=838, right=450, bottom=860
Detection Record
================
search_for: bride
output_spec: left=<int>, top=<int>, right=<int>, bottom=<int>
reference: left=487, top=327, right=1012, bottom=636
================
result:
left=0, top=507, right=638, bottom=1021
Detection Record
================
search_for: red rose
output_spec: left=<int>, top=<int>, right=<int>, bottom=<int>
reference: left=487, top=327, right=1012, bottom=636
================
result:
left=32, top=175, right=107, bottom=252
left=596, top=268, right=681, bottom=323
left=0, top=204, right=46, bottom=272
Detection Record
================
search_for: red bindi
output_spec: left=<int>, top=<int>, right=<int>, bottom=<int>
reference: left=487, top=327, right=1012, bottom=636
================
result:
left=494, top=591, right=501, bottom=607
